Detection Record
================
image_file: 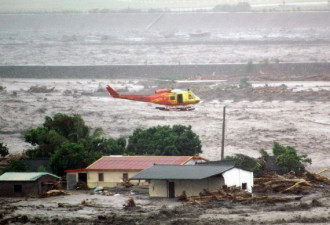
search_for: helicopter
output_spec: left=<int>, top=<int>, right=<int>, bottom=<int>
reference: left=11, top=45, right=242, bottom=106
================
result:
left=106, top=85, right=200, bottom=111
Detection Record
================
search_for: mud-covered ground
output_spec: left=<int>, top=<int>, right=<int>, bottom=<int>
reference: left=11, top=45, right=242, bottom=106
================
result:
left=1, top=185, right=330, bottom=225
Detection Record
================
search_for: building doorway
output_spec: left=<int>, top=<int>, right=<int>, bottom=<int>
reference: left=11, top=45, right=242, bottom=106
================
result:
left=78, top=173, right=87, bottom=183
left=168, top=182, right=175, bottom=198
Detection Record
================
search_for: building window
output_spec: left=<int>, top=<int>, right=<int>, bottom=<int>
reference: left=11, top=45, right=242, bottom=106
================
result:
left=123, top=173, right=128, bottom=181
left=98, top=173, right=104, bottom=182
left=14, top=185, right=22, bottom=193
left=242, top=183, right=247, bottom=190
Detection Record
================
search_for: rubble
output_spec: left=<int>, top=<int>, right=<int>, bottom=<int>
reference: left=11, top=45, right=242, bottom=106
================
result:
left=183, top=185, right=304, bottom=205
left=123, top=197, right=136, bottom=210
left=254, top=171, right=330, bottom=195
left=121, top=179, right=134, bottom=188
left=180, top=171, right=330, bottom=205
left=40, top=190, right=70, bottom=198
left=74, top=181, right=89, bottom=190
left=27, top=85, right=55, bottom=93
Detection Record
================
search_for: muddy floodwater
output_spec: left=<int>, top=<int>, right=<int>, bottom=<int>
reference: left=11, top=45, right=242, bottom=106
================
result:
left=0, top=78, right=329, bottom=177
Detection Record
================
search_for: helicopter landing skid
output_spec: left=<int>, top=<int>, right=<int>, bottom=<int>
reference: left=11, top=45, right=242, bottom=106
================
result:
left=155, top=106, right=195, bottom=111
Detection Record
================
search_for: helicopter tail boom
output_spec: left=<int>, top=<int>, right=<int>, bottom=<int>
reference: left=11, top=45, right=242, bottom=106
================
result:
left=106, top=85, right=120, bottom=98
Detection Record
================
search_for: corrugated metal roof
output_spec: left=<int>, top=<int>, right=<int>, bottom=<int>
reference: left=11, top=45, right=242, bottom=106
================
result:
left=86, top=156, right=195, bottom=171
left=0, top=172, right=60, bottom=181
left=130, top=164, right=234, bottom=180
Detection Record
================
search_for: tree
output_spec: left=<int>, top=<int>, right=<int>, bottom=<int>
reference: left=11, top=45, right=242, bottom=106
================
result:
left=2, top=158, right=29, bottom=173
left=126, top=125, right=202, bottom=156
left=273, top=142, right=311, bottom=175
left=24, top=113, right=126, bottom=175
left=225, top=142, right=311, bottom=177
left=225, top=154, right=264, bottom=177
left=49, top=142, right=99, bottom=176
left=0, top=142, right=9, bottom=157
left=25, top=113, right=90, bottom=157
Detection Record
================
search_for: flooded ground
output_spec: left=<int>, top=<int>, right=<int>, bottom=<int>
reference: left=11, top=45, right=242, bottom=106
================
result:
left=0, top=78, right=329, bottom=177
left=1, top=185, right=330, bottom=224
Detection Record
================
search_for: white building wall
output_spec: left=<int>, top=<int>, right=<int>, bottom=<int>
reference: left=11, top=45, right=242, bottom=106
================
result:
left=149, top=176, right=224, bottom=197
left=222, top=168, right=254, bottom=192
left=149, top=180, right=168, bottom=197
left=175, top=176, right=224, bottom=197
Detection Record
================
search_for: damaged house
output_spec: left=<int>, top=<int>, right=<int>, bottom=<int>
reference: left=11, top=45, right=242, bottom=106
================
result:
left=130, top=164, right=253, bottom=198
left=0, top=172, right=60, bottom=197
left=65, top=156, right=208, bottom=190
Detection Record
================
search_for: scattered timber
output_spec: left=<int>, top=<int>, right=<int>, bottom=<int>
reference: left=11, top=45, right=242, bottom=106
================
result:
left=40, top=190, right=70, bottom=198
left=122, top=179, right=134, bottom=188
left=180, top=171, right=330, bottom=205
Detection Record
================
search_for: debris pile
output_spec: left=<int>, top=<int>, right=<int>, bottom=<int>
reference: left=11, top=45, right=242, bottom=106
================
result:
left=92, top=186, right=114, bottom=196
left=253, top=177, right=313, bottom=194
left=181, top=186, right=302, bottom=205
left=303, top=171, right=330, bottom=185
left=28, top=85, right=55, bottom=93
left=179, top=186, right=301, bottom=205
left=75, top=181, right=89, bottom=190
left=43, top=180, right=63, bottom=190
left=181, top=171, right=330, bottom=205
left=40, top=190, right=70, bottom=198
left=123, top=197, right=136, bottom=210
left=0, top=84, right=6, bottom=91
left=122, top=179, right=134, bottom=188
left=181, top=186, right=252, bottom=204
left=254, top=171, right=330, bottom=194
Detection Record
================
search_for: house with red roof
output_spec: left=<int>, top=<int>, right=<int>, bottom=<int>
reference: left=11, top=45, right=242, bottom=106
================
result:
left=65, top=156, right=208, bottom=189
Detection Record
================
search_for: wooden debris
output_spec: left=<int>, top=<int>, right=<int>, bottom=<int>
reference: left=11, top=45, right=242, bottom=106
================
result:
left=123, top=197, right=136, bottom=210
left=178, top=191, right=188, bottom=201
left=43, top=180, right=63, bottom=190
left=303, top=171, right=330, bottom=184
left=316, top=168, right=328, bottom=175
left=185, top=186, right=255, bottom=204
left=181, top=171, right=329, bottom=205
left=75, top=181, right=89, bottom=190
left=253, top=176, right=314, bottom=194
left=183, top=185, right=307, bottom=205
left=122, top=179, right=134, bottom=188
left=254, top=171, right=330, bottom=194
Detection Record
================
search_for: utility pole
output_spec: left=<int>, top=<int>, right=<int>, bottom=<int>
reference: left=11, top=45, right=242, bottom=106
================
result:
left=221, top=106, right=226, bottom=160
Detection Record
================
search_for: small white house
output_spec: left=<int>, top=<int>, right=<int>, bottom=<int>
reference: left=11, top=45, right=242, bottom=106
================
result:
left=130, top=164, right=253, bottom=198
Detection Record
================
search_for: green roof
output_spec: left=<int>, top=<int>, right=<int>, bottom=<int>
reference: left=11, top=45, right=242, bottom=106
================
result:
left=130, top=164, right=234, bottom=180
left=0, top=172, right=60, bottom=181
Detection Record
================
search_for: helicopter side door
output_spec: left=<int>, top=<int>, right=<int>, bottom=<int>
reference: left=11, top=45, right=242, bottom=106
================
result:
left=177, top=94, right=183, bottom=103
